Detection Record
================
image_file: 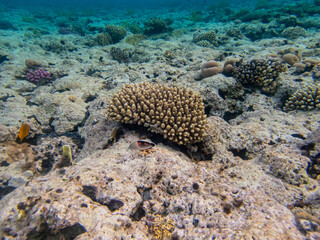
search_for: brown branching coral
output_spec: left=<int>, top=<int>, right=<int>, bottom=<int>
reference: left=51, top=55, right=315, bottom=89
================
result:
left=107, top=82, right=208, bottom=145
left=284, top=83, right=320, bottom=111
left=233, top=58, right=286, bottom=94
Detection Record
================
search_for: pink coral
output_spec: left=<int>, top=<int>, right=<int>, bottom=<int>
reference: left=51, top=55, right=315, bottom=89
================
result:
left=26, top=68, right=52, bottom=84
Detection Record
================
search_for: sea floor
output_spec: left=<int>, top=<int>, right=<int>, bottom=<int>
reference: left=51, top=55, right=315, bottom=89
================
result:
left=0, top=1, right=320, bottom=239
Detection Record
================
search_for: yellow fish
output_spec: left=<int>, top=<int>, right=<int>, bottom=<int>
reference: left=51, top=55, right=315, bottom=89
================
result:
left=18, top=123, right=30, bottom=142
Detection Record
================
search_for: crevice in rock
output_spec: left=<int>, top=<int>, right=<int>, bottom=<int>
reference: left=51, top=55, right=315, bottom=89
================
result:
left=0, top=186, right=16, bottom=200
left=0, top=54, right=9, bottom=64
left=82, top=185, right=97, bottom=201
left=229, top=148, right=249, bottom=160
left=0, top=161, right=9, bottom=167
left=54, top=88, right=71, bottom=93
left=26, top=222, right=86, bottom=240
left=0, top=94, right=14, bottom=102
left=301, top=143, right=319, bottom=179
left=106, top=199, right=124, bottom=212
left=130, top=202, right=145, bottom=221
left=81, top=185, right=124, bottom=212
left=84, top=94, right=97, bottom=103
left=39, top=153, right=55, bottom=175
left=137, top=186, right=152, bottom=201
left=291, top=133, right=306, bottom=140
left=223, top=110, right=243, bottom=122
left=26, top=100, right=40, bottom=106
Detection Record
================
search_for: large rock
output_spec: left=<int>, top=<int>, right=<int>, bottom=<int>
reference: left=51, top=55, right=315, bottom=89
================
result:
left=0, top=131, right=312, bottom=239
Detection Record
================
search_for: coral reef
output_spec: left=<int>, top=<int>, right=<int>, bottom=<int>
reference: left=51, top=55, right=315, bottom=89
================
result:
left=125, top=34, right=147, bottom=46
left=281, top=26, right=307, bottom=40
left=241, top=24, right=265, bottom=41
left=143, top=18, right=169, bottom=35
left=233, top=58, right=286, bottom=94
left=0, top=3, right=320, bottom=239
left=276, top=15, right=298, bottom=27
left=107, top=82, right=208, bottom=145
left=193, top=31, right=218, bottom=47
left=105, top=25, right=127, bottom=44
left=284, top=83, right=320, bottom=111
left=95, top=33, right=112, bottom=46
left=110, top=47, right=132, bottom=63
left=195, top=40, right=212, bottom=47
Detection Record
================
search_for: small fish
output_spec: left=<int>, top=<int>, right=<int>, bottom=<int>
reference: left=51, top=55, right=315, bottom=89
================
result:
left=18, top=123, right=30, bottom=142
left=129, top=140, right=155, bottom=151
left=62, top=145, right=74, bottom=165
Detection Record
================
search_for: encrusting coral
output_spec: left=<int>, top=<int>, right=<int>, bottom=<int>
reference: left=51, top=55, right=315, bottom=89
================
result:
left=107, top=82, right=208, bottom=145
left=233, top=58, right=286, bottom=94
left=283, top=83, right=320, bottom=111
left=282, top=53, right=300, bottom=66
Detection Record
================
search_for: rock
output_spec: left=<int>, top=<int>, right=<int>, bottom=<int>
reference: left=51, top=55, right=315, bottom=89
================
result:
left=0, top=133, right=309, bottom=239
left=0, top=125, right=11, bottom=143
left=256, top=145, right=310, bottom=186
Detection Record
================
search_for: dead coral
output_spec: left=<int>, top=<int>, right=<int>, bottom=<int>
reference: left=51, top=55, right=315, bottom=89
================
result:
left=107, top=82, right=208, bottom=145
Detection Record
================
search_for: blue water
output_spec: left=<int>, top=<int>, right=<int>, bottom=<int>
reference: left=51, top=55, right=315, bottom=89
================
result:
left=0, top=0, right=309, bottom=10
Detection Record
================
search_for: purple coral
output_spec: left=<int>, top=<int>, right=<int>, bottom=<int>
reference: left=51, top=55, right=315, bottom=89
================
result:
left=26, top=68, right=52, bottom=83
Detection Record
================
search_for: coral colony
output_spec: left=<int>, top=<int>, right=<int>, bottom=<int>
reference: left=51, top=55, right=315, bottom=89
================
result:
left=26, top=68, right=52, bottom=83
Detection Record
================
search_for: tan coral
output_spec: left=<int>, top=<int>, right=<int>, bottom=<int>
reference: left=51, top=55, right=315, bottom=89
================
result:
left=201, top=61, right=223, bottom=79
left=107, top=82, right=208, bottom=145
left=284, top=83, right=320, bottom=111
left=223, top=58, right=239, bottom=76
left=282, top=53, right=300, bottom=66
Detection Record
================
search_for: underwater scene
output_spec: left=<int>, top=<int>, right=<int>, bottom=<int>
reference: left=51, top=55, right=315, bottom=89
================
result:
left=0, top=0, right=320, bottom=239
